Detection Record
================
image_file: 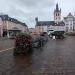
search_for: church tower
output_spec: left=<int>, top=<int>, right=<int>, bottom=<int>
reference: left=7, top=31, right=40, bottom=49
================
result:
left=54, top=3, right=61, bottom=23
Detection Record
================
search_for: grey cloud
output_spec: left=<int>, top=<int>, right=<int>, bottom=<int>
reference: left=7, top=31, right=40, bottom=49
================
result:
left=14, top=0, right=55, bottom=8
left=0, top=0, right=55, bottom=27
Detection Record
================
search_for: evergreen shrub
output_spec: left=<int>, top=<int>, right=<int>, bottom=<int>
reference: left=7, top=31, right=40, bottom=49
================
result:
left=13, top=33, right=32, bottom=55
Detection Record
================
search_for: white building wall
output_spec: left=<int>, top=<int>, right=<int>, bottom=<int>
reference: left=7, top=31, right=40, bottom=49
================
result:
left=43, top=26, right=47, bottom=32
left=53, top=26, right=65, bottom=31
left=47, top=25, right=65, bottom=35
left=64, top=13, right=75, bottom=32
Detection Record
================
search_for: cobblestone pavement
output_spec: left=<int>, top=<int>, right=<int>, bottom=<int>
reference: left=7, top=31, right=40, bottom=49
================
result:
left=0, top=36, right=75, bottom=75
left=0, top=38, right=14, bottom=50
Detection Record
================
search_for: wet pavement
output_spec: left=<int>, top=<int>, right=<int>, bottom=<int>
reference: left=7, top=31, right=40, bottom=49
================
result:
left=0, top=38, right=14, bottom=50
left=0, top=36, right=75, bottom=75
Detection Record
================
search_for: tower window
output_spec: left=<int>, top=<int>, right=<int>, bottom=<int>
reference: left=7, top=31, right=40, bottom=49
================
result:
left=56, top=14, right=57, bottom=16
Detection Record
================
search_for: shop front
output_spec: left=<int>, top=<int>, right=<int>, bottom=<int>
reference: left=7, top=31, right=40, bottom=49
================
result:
left=3, top=27, right=21, bottom=38
left=7, top=30, right=21, bottom=38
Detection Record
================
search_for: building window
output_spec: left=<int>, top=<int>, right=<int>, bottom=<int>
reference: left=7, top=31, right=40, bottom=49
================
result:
left=58, top=14, right=59, bottom=16
left=66, top=27, right=68, bottom=32
left=70, top=27, right=72, bottom=30
left=66, top=24, right=68, bottom=25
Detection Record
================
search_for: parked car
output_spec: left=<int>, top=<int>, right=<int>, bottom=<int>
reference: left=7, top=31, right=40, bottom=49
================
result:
left=51, top=31, right=65, bottom=39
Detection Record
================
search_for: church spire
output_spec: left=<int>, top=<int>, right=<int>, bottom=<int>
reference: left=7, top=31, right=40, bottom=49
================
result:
left=56, top=3, right=59, bottom=11
left=54, top=3, right=61, bottom=23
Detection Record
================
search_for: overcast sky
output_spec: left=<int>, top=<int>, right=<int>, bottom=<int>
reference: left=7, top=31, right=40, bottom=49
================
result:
left=0, top=0, right=75, bottom=28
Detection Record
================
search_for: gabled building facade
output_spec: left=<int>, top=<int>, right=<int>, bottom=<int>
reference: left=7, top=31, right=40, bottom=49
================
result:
left=64, top=13, right=75, bottom=32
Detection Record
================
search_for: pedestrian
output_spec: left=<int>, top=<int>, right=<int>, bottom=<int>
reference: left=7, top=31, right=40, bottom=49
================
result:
left=53, top=36, right=56, bottom=40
